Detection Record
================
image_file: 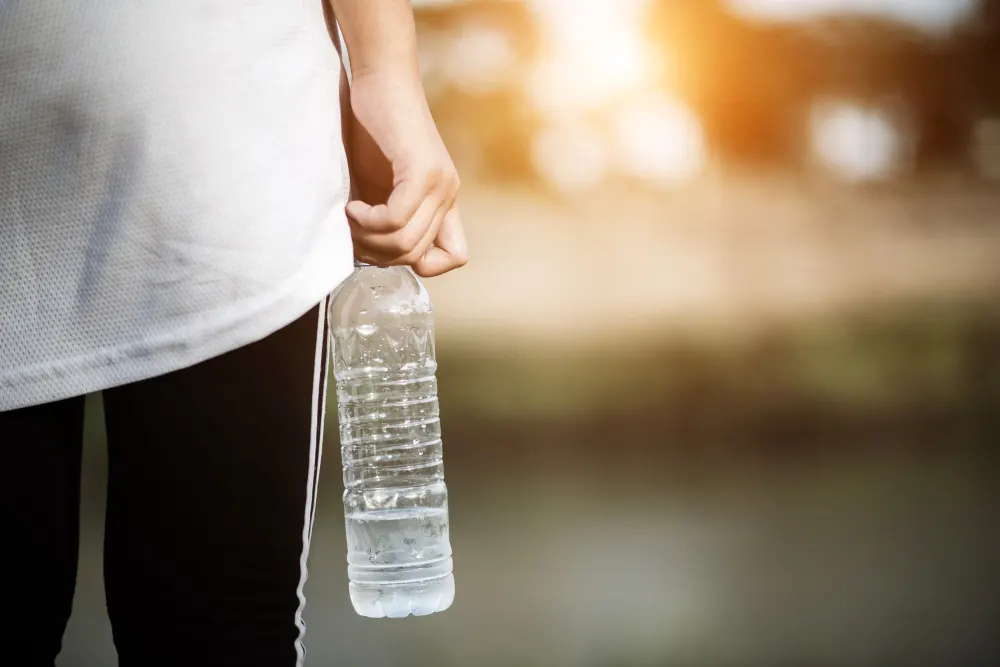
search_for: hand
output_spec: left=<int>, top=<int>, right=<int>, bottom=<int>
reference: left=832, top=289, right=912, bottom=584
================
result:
left=343, top=70, right=468, bottom=277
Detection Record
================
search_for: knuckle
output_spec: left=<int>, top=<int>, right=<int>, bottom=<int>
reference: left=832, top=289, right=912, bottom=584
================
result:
left=400, top=250, right=422, bottom=266
left=440, top=162, right=459, bottom=187
left=392, top=229, right=421, bottom=255
left=387, top=238, right=409, bottom=256
left=385, top=215, right=408, bottom=232
left=406, top=226, right=426, bottom=251
left=425, top=165, right=445, bottom=189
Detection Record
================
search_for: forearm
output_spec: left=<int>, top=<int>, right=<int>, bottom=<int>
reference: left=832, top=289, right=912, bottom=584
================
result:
left=329, top=3, right=467, bottom=276
left=329, top=0, right=421, bottom=80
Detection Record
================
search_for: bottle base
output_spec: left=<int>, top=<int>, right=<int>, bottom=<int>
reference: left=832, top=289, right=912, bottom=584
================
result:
left=349, top=574, right=455, bottom=619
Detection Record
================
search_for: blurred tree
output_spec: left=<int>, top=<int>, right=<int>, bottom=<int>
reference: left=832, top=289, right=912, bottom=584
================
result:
left=645, top=0, right=1000, bottom=172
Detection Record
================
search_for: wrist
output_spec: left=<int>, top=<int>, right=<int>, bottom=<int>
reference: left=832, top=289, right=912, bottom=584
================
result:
left=350, top=70, right=432, bottom=125
left=350, top=65, right=424, bottom=94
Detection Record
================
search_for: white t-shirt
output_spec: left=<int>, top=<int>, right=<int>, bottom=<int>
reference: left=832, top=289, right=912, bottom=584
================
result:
left=0, top=1, right=353, bottom=411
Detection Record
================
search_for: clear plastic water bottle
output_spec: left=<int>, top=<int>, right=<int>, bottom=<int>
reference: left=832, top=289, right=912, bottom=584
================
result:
left=330, top=263, right=455, bottom=618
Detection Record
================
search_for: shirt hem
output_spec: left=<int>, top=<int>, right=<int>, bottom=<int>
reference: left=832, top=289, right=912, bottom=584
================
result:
left=0, top=231, right=353, bottom=411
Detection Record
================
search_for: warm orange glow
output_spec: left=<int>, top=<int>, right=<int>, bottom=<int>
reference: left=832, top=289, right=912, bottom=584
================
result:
left=528, top=0, right=654, bottom=113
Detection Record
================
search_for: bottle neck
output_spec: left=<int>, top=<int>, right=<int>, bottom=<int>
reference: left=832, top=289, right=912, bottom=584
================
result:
left=354, top=258, right=371, bottom=269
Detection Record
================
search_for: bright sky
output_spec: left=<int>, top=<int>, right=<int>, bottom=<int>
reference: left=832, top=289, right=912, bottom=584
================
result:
left=726, top=0, right=979, bottom=30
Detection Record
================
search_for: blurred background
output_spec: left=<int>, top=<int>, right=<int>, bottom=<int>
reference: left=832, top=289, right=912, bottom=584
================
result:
left=64, top=0, right=999, bottom=665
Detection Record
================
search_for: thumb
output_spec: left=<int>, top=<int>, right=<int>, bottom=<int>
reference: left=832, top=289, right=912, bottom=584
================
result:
left=413, top=207, right=468, bottom=278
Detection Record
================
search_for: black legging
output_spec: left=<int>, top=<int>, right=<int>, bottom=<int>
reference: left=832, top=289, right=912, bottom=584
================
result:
left=1, top=299, right=330, bottom=667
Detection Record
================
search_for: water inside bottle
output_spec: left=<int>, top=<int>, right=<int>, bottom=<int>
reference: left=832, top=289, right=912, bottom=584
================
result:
left=346, top=507, right=450, bottom=567
left=345, top=507, right=455, bottom=618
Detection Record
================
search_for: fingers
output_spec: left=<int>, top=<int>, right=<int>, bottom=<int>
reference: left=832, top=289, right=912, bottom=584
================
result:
left=412, top=207, right=468, bottom=278
left=349, top=194, right=444, bottom=266
left=346, top=176, right=423, bottom=234
left=348, top=161, right=463, bottom=272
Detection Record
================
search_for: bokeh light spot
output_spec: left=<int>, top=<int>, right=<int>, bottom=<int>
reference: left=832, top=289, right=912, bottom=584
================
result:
left=531, top=122, right=610, bottom=192
left=810, top=101, right=908, bottom=182
left=613, top=93, right=707, bottom=187
left=441, top=25, right=517, bottom=94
